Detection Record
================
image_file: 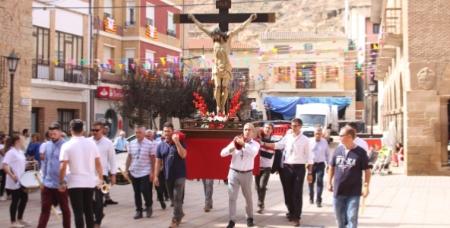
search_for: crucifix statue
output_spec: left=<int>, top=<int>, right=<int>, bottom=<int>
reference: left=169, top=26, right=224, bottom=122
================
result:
left=175, top=0, right=275, bottom=114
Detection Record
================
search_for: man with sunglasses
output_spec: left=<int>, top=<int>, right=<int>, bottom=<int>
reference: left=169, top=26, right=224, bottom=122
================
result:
left=89, top=121, right=117, bottom=227
left=125, top=126, right=155, bottom=219
left=328, top=126, right=370, bottom=228
left=263, top=118, right=313, bottom=227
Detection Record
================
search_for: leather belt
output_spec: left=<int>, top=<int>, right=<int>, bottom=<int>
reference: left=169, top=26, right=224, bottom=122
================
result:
left=231, top=168, right=253, bottom=173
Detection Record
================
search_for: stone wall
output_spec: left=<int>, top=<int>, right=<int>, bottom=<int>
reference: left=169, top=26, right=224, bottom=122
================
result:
left=404, top=0, right=450, bottom=174
left=0, top=0, right=33, bottom=134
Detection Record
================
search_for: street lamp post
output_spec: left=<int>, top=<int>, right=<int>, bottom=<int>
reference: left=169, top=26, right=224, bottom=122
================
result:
left=368, top=81, right=377, bottom=136
left=5, top=51, right=20, bottom=137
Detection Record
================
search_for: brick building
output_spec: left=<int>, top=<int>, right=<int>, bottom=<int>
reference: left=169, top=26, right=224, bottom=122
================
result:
left=373, top=0, right=450, bottom=175
left=93, top=0, right=181, bottom=135
left=0, top=1, right=33, bottom=134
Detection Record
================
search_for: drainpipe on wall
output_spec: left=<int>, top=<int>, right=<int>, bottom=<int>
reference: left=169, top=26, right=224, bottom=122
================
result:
left=89, top=0, right=95, bottom=130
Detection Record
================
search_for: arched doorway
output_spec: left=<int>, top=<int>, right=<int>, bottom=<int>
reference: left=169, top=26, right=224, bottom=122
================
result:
left=104, top=109, right=118, bottom=139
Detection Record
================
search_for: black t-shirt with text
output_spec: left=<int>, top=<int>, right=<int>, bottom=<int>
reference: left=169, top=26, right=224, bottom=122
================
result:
left=331, top=145, right=369, bottom=196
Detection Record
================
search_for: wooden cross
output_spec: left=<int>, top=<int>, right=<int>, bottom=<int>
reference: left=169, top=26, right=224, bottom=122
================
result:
left=174, top=0, right=275, bottom=32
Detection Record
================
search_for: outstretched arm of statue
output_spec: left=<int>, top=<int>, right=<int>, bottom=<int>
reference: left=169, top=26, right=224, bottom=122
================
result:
left=227, top=13, right=257, bottom=38
left=189, top=14, right=212, bottom=37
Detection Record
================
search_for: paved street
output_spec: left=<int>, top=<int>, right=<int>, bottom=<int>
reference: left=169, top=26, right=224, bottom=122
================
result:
left=1, top=168, right=450, bottom=228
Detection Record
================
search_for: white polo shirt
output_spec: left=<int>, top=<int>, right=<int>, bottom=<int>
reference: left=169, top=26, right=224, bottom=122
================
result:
left=275, top=132, right=313, bottom=165
left=221, top=139, right=260, bottom=171
left=60, top=136, right=100, bottom=189
left=3, top=147, right=26, bottom=190
left=90, top=136, right=117, bottom=176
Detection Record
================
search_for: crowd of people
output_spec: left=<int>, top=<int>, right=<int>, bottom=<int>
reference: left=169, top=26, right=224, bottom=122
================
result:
left=0, top=120, right=187, bottom=228
left=0, top=118, right=405, bottom=228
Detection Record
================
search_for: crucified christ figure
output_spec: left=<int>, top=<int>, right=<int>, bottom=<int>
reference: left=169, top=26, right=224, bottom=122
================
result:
left=189, top=13, right=257, bottom=114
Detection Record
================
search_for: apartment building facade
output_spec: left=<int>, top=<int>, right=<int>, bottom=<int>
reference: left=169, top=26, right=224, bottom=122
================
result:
left=93, top=0, right=181, bottom=135
left=31, top=0, right=95, bottom=134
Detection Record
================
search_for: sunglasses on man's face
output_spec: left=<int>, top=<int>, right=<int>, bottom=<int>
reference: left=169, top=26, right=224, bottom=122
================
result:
left=91, top=129, right=101, bottom=132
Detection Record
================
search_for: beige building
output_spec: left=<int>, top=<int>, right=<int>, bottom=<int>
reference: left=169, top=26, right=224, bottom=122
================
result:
left=257, top=32, right=359, bottom=121
left=0, top=1, right=33, bottom=134
left=374, top=0, right=450, bottom=175
left=31, top=0, right=95, bottom=134
left=93, top=0, right=181, bottom=134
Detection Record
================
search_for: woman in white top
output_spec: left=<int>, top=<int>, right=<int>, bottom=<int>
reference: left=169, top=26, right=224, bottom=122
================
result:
left=0, top=133, right=7, bottom=201
left=3, top=135, right=29, bottom=228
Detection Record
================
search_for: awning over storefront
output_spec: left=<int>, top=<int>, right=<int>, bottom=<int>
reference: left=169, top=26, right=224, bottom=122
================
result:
left=264, top=96, right=352, bottom=120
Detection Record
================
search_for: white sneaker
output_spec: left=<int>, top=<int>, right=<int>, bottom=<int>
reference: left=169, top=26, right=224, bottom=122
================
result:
left=0, top=195, right=7, bottom=201
left=55, top=206, right=62, bottom=215
left=18, top=220, right=31, bottom=227
left=10, top=222, right=24, bottom=228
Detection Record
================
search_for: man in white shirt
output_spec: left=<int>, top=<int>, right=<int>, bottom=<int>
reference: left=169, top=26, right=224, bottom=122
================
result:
left=250, top=99, right=258, bottom=119
left=125, top=126, right=155, bottom=219
left=308, top=126, right=329, bottom=208
left=59, top=119, right=104, bottom=228
left=264, top=118, right=313, bottom=227
left=220, top=123, right=260, bottom=228
left=90, top=121, right=117, bottom=227
left=0, top=132, right=6, bottom=201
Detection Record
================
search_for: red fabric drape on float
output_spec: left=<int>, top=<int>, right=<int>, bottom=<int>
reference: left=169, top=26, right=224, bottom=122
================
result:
left=184, top=136, right=260, bottom=179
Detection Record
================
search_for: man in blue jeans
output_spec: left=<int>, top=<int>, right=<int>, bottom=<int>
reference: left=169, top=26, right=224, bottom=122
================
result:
left=328, top=126, right=371, bottom=228
left=308, top=126, right=329, bottom=208
left=154, top=122, right=187, bottom=228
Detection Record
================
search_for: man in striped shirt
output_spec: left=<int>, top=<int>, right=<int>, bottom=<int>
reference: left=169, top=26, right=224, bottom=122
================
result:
left=125, top=126, right=155, bottom=219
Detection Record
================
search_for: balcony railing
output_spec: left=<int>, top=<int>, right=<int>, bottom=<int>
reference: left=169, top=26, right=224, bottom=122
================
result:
left=167, top=29, right=176, bottom=37
left=32, top=60, right=97, bottom=85
left=99, top=70, right=124, bottom=85
left=33, top=59, right=50, bottom=80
